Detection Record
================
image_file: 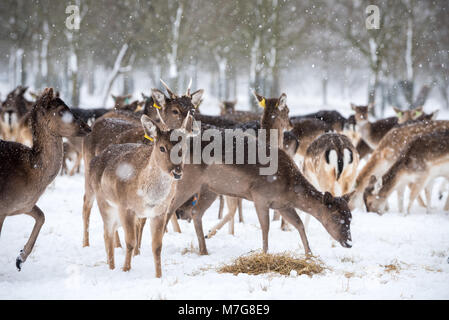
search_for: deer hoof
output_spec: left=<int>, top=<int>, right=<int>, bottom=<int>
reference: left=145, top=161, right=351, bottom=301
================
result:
left=16, top=250, right=24, bottom=271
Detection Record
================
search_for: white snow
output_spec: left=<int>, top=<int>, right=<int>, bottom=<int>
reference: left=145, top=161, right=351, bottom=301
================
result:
left=1, top=169, right=448, bottom=299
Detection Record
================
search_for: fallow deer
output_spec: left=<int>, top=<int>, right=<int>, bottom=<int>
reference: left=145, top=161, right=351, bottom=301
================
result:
left=85, top=113, right=195, bottom=276
left=207, top=93, right=293, bottom=237
left=0, top=88, right=90, bottom=271
left=364, top=129, right=449, bottom=214
left=350, top=120, right=449, bottom=211
left=0, top=86, right=32, bottom=143
left=164, top=129, right=354, bottom=256
left=303, top=133, right=359, bottom=197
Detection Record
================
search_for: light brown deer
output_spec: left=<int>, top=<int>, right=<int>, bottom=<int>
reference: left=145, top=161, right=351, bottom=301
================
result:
left=364, top=129, right=449, bottom=214
left=85, top=113, right=195, bottom=276
left=81, top=80, right=203, bottom=247
left=350, top=120, right=449, bottom=211
left=0, top=88, right=90, bottom=271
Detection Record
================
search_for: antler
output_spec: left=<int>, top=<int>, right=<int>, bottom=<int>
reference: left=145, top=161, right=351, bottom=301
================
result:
left=160, top=79, right=176, bottom=99
left=186, top=77, right=192, bottom=97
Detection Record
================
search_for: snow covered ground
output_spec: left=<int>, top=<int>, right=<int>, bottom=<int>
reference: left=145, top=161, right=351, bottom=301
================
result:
left=1, top=167, right=449, bottom=300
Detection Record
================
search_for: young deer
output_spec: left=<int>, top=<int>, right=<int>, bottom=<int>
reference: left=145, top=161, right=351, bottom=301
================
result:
left=81, top=80, right=203, bottom=247
left=350, top=120, right=449, bottom=211
left=364, top=129, right=449, bottom=214
left=0, top=88, right=90, bottom=271
left=86, top=113, right=195, bottom=276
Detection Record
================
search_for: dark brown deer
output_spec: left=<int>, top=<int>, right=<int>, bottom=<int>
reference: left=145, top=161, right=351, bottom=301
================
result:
left=0, top=86, right=32, bottom=143
left=164, top=130, right=353, bottom=256
left=0, top=88, right=90, bottom=271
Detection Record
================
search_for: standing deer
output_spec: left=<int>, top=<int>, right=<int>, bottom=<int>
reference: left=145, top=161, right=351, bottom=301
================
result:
left=86, top=112, right=195, bottom=276
left=0, top=88, right=90, bottom=271
left=364, top=129, right=449, bottom=214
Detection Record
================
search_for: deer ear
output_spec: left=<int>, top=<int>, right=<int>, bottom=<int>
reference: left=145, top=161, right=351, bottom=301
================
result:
left=278, top=93, right=287, bottom=110
left=190, top=89, right=204, bottom=108
left=342, top=191, right=355, bottom=203
left=111, top=94, right=117, bottom=101
left=430, top=109, right=439, bottom=120
left=219, top=102, right=225, bottom=111
left=253, top=91, right=265, bottom=108
left=350, top=103, right=356, bottom=111
left=141, top=115, right=158, bottom=142
left=151, top=89, right=167, bottom=109
left=413, top=106, right=423, bottom=118
left=393, top=107, right=403, bottom=118
left=323, top=191, right=333, bottom=206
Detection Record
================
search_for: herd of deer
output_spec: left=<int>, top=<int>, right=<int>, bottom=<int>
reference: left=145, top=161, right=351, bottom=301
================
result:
left=0, top=81, right=446, bottom=277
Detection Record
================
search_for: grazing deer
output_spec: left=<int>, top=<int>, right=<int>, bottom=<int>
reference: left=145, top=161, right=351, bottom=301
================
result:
left=0, top=88, right=90, bottom=271
left=350, top=120, right=449, bottom=211
left=81, top=79, right=203, bottom=247
left=219, top=100, right=238, bottom=115
left=364, top=129, right=449, bottom=214
left=219, top=100, right=261, bottom=123
left=85, top=112, right=195, bottom=276
left=290, top=110, right=347, bottom=131
left=112, top=94, right=132, bottom=109
left=164, top=130, right=353, bottom=256
left=303, top=133, right=359, bottom=197
left=208, top=92, right=294, bottom=237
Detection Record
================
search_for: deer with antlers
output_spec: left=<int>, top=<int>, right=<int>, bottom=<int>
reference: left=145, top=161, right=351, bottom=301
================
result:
left=0, top=88, right=90, bottom=271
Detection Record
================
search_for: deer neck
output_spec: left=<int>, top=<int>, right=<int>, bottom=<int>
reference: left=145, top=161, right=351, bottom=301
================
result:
left=136, top=153, right=175, bottom=206
left=30, top=110, right=63, bottom=182
left=357, top=120, right=377, bottom=149
left=261, top=111, right=284, bottom=149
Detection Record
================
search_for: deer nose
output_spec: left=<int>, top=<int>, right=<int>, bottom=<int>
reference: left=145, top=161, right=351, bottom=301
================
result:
left=172, top=167, right=182, bottom=180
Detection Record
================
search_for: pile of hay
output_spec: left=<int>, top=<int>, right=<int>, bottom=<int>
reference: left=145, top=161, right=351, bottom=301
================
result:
left=218, top=251, right=326, bottom=276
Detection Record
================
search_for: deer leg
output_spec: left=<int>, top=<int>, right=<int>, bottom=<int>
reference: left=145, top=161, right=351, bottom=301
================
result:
left=16, top=206, right=45, bottom=271
left=119, top=209, right=137, bottom=272
left=170, top=214, right=181, bottom=233
left=218, top=195, right=224, bottom=219
left=254, top=202, right=270, bottom=253
left=69, top=153, right=81, bottom=176
left=278, top=207, right=312, bottom=255
left=272, top=211, right=280, bottom=221
left=0, top=215, right=6, bottom=236
left=424, top=181, right=434, bottom=213
left=238, top=198, right=244, bottom=223
left=407, top=178, right=426, bottom=215
left=206, top=209, right=236, bottom=239
left=226, top=198, right=239, bottom=235
left=192, top=189, right=218, bottom=255
left=136, top=218, right=146, bottom=254
left=397, top=185, right=405, bottom=213
left=82, top=188, right=95, bottom=247
left=150, top=214, right=166, bottom=278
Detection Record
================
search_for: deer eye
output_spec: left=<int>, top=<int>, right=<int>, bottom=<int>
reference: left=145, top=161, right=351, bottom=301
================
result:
left=172, top=109, right=179, bottom=115
left=160, top=146, right=166, bottom=153
left=58, top=109, right=65, bottom=116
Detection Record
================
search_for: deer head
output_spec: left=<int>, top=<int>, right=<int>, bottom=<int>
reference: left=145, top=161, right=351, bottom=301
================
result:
left=34, top=88, right=91, bottom=137
left=350, top=103, right=370, bottom=123
left=255, top=92, right=293, bottom=132
left=319, top=191, right=353, bottom=248
left=140, top=110, right=196, bottom=180
left=112, top=94, right=132, bottom=109
left=144, top=79, right=203, bottom=130
left=219, top=100, right=237, bottom=115
left=363, top=175, right=386, bottom=214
